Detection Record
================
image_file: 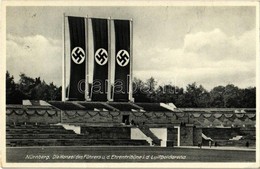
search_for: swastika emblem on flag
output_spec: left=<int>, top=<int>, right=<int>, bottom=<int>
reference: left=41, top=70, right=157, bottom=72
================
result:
left=116, top=50, right=130, bottom=67
left=95, top=48, right=108, bottom=66
left=71, top=47, right=85, bottom=64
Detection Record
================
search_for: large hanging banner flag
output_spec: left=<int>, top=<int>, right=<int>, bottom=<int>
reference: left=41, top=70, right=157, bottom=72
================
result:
left=68, top=16, right=86, bottom=100
left=114, top=20, right=131, bottom=102
left=91, top=18, right=109, bottom=101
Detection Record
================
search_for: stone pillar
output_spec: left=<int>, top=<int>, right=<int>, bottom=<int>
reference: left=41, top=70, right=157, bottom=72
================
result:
left=193, top=127, right=202, bottom=146
left=180, top=124, right=194, bottom=146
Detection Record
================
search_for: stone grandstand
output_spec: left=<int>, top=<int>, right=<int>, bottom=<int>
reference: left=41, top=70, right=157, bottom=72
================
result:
left=6, top=100, right=256, bottom=148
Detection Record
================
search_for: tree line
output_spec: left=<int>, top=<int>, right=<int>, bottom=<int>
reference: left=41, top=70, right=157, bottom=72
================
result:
left=6, top=71, right=61, bottom=104
left=133, top=77, right=255, bottom=108
left=6, top=71, right=256, bottom=108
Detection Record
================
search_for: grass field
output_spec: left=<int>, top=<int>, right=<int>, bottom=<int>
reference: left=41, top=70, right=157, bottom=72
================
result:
left=6, top=146, right=255, bottom=163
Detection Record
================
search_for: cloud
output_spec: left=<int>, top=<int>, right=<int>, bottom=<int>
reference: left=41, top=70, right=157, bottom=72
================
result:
left=7, top=34, right=62, bottom=86
left=134, top=28, right=256, bottom=89
left=6, top=28, right=256, bottom=90
left=183, top=28, right=255, bottom=61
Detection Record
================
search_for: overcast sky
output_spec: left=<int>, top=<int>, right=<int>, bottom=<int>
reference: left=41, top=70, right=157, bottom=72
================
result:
left=6, top=5, right=256, bottom=90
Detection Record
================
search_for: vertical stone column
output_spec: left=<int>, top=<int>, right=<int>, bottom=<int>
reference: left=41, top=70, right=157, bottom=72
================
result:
left=193, top=127, right=202, bottom=146
left=180, top=124, right=194, bottom=146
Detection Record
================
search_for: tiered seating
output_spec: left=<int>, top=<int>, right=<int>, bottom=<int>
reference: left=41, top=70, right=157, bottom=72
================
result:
left=7, top=139, right=149, bottom=147
left=202, top=128, right=241, bottom=141
left=107, top=102, right=140, bottom=111
left=6, top=123, right=149, bottom=147
left=78, top=102, right=114, bottom=111
left=202, top=127, right=256, bottom=147
left=136, top=103, right=170, bottom=112
left=239, top=128, right=256, bottom=142
left=6, top=128, right=75, bottom=134
left=81, top=126, right=130, bottom=139
left=6, top=124, right=75, bottom=135
left=48, top=101, right=84, bottom=110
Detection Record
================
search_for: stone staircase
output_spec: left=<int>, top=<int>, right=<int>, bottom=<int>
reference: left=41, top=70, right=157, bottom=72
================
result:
left=138, top=125, right=161, bottom=146
left=229, top=135, right=243, bottom=141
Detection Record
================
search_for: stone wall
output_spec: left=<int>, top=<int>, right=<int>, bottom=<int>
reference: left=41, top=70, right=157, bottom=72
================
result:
left=81, top=126, right=131, bottom=139
left=6, top=109, right=189, bottom=126
left=180, top=125, right=193, bottom=146
left=61, top=110, right=118, bottom=124
left=193, top=128, right=202, bottom=146
left=61, top=110, right=188, bottom=125
left=8, top=108, right=255, bottom=128
left=167, top=128, right=178, bottom=146
left=189, top=113, right=255, bottom=127
left=6, top=109, right=60, bottom=124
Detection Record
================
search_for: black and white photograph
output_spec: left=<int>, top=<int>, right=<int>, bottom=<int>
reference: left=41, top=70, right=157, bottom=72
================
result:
left=1, top=1, right=259, bottom=168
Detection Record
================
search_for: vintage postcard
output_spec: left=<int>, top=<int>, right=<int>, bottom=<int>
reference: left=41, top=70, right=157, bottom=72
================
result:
left=1, top=0, right=259, bottom=168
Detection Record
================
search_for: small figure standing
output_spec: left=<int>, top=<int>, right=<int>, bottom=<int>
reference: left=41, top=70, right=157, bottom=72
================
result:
left=198, top=142, right=202, bottom=149
left=130, top=119, right=135, bottom=126
left=246, top=141, right=249, bottom=148
left=209, top=140, right=212, bottom=148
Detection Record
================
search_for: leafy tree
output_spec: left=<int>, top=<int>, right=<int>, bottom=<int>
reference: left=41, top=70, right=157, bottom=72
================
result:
left=5, top=71, right=256, bottom=108
left=145, top=77, right=157, bottom=102
left=240, top=87, right=256, bottom=108
left=181, top=82, right=210, bottom=108
left=223, top=84, right=241, bottom=108
left=155, top=84, right=184, bottom=104
left=210, top=84, right=256, bottom=108
left=6, top=71, right=29, bottom=104
left=6, top=71, right=62, bottom=104
left=132, top=78, right=150, bottom=102
left=6, top=71, right=15, bottom=93
left=210, top=86, right=225, bottom=107
left=18, top=73, right=36, bottom=97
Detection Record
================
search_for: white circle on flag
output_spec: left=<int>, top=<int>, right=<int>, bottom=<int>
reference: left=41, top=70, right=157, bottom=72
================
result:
left=116, top=50, right=130, bottom=67
left=95, top=48, right=108, bottom=65
left=71, top=47, right=85, bottom=64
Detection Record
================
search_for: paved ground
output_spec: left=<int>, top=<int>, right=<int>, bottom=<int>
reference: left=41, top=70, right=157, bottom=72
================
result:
left=6, top=146, right=256, bottom=163
left=180, top=146, right=256, bottom=151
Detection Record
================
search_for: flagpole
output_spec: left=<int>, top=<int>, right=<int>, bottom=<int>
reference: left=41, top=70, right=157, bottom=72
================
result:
left=107, top=17, right=112, bottom=101
left=85, top=16, right=90, bottom=101
left=111, top=19, right=115, bottom=101
left=129, top=18, right=134, bottom=102
left=62, top=13, right=66, bottom=102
